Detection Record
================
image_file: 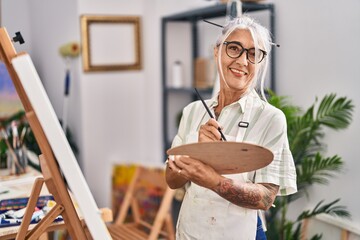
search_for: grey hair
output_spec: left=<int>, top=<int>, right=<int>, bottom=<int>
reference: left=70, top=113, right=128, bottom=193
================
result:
left=216, top=15, right=273, bottom=101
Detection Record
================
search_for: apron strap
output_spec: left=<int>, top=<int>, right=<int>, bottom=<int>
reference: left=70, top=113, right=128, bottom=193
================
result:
left=234, top=94, right=268, bottom=232
left=236, top=95, right=253, bottom=142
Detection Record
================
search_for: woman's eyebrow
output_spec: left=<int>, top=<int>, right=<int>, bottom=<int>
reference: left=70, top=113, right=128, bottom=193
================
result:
left=227, top=40, right=256, bottom=49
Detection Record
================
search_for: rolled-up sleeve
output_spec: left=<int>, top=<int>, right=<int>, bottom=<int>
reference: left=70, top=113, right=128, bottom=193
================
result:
left=256, top=146, right=297, bottom=195
left=254, top=110, right=297, bottom=196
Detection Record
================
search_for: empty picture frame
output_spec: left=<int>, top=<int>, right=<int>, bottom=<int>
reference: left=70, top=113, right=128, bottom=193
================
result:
left=81, top=15, right=142, bottom=72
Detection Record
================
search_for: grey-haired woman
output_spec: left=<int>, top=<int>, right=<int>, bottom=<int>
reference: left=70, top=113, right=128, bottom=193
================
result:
left=166, top=15, right=297, bottom=240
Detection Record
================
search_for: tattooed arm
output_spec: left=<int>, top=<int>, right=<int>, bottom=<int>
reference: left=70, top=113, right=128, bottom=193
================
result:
left=168, top=155, right=279, bottom=210
left=213, top=177, right=279, bottom=211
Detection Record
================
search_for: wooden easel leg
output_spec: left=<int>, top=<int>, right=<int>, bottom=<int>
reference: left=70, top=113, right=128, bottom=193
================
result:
left=164, top=213, right=175, bottom=240
left=16, top=178, right=45, bottom=240
left=300, top=219, right=309, bottom=240
left=149, top=189, right=175, bottom=240
left=38, top=154, right=88, bottom=240
left=14, top=177, right=66, bottom=240
left=38, top=233, right=49, bottom=240
left=26, top=204, right=64, bottom=240
left=341, top=229, right=349, bottom=240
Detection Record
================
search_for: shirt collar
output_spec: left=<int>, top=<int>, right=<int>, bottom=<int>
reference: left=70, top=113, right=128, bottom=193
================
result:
left=209, top=89, right=256, bottom=113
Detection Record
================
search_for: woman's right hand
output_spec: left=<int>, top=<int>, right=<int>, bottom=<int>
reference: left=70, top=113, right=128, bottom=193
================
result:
left=198, top=118, right=223, bottom=142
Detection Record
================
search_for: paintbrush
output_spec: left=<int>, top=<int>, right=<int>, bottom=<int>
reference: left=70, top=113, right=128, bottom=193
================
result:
left=0, top=128, right=24, bottom=174
left=194, top=88, right=227, bottom=141
left=202, top=19, right=280, bottom=47
left=20, top=126, right=27, bottom=146
left=11, top=121, right=19, bottom=149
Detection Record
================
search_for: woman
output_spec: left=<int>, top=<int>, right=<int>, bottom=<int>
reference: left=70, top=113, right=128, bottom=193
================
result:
left=166, top=15, right=297, bottom=239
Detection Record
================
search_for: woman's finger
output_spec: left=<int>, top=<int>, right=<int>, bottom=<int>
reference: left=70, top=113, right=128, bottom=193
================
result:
left=199, top=124, right=221, bottom=141
left=207, top=118, right=222, bottom=128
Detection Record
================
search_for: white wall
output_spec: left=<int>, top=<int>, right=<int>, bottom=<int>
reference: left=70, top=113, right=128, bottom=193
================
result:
left=2, top=0, right=360, bottom=231
left=272, top=0, right=360, bottom=228
left=76, top=0, right=213, bottom=208
left=2, top=0, right=83, bottom=168
left=1, top=0, right=31, bottom=54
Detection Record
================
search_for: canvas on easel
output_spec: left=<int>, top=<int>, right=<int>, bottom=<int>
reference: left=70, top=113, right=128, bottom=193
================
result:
left=0, top=28, right=112, bottom=239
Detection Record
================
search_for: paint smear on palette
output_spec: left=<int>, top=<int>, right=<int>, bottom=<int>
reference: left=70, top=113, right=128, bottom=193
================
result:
left=0, top=62, right=23, bottom=118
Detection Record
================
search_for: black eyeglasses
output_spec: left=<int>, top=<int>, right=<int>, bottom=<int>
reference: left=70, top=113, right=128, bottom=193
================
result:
left=223, top=41, right=267, bottom=64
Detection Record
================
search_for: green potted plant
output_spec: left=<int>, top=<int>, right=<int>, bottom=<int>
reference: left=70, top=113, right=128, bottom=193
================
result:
left=266, top=92, right=354, bottom=239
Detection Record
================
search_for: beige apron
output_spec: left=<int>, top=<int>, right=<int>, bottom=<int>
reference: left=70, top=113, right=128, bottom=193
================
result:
left=176, top=97, right=258, bottom=240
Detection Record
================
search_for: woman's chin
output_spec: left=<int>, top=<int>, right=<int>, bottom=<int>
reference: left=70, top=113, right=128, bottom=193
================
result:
left=226, top=83, right=249, bottom=92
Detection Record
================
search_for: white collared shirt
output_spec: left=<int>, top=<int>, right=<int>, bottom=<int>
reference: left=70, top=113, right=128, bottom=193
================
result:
left=172, top=90, right=297, bottom=239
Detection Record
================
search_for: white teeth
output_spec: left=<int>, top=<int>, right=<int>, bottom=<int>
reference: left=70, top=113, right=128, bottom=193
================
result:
left=231, top=68, right=246, bottom=75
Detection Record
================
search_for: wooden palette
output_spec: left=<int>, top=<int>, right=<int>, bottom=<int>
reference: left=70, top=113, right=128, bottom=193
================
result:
left=167, top=142, right=274, bottom=174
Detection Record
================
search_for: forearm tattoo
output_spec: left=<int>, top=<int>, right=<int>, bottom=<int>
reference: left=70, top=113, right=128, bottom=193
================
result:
left=215, top=178, right=277, bottom=210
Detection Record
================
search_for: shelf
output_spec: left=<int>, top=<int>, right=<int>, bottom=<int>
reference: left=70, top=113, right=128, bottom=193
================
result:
left=166, top=87, right=213, bottom=95
left=161, top=3, right=276, bottom=158
left=163, top=3, right=274, bottom=21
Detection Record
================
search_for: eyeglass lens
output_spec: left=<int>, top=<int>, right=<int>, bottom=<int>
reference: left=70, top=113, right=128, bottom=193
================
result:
left=225, top=41, right=265, bottom=64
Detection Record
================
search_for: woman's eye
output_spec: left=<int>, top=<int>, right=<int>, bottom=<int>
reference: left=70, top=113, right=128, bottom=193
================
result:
left=229, top=45, right=240, bottom=52
left=248, top=49, right=256, bottom=57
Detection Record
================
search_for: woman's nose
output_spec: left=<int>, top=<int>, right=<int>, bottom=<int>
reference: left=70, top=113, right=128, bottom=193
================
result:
left=235, top=51, right=248, bottom=66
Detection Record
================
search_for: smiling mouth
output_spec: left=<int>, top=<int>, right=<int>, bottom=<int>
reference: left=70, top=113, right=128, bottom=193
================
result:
left=230, top=68, right=247, bottom=75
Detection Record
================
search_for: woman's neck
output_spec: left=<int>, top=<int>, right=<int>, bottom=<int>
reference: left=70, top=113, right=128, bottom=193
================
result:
left=218, top=88, right=245, bottom=106
left=215, top=88, right=245, bottom=115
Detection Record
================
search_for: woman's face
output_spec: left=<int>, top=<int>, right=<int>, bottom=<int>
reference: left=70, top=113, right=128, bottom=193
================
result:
left=215, top=29, right=256, bottom=93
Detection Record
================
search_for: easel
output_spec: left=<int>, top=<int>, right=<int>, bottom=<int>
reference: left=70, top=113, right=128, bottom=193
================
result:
left=0, top=28, right=89, bottom=239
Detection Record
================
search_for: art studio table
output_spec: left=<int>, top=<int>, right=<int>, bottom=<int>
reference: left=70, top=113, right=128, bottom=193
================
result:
left=0, top=167, right=67, bottom=240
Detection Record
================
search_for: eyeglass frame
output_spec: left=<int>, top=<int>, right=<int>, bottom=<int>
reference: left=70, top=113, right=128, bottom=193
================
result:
left=223, top=41, right=267, bottom=64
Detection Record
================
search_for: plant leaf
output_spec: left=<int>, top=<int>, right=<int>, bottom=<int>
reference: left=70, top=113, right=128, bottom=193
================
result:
left=265, top=92, right=353, bottom=240
left=296, top=199, right=351, bottom=222
left=267, top=90, right=301, bottom=123
left=316, top=93, right=354, bottom=130
left=297, top=153, right=343, bottom=187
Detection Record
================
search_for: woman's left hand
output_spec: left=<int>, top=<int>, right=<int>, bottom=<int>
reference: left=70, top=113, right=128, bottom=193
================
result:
left=169, top=155, right=223, bottom=191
